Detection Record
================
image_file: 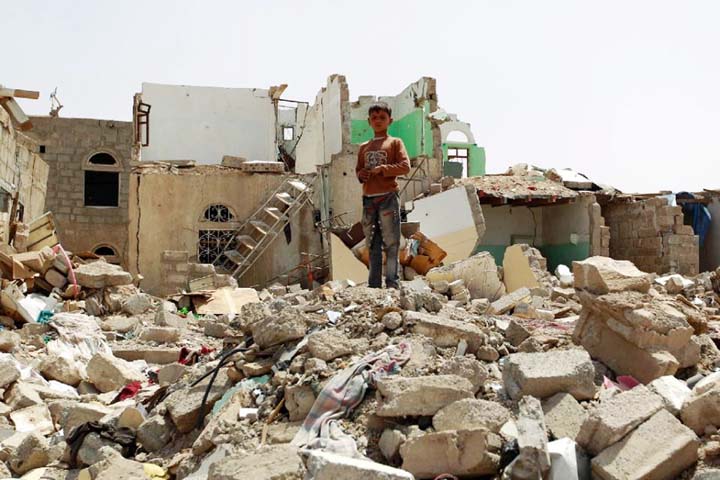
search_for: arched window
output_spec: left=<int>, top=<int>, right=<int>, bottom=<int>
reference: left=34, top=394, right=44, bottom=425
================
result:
left=446, top=130, right=470, bottom=143
left=92, top=244, right=120, bottom=264
left=85, top=152, right=119, bottom=207
left=198, top=204, right=239, bottom=269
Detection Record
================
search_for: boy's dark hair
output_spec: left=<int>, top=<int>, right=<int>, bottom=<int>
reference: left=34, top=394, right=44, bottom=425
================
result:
left=368, top=102, right=392, bottom=117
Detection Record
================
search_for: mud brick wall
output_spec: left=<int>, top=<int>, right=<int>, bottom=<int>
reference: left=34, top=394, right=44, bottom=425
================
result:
left=589, top=201, right=611, bottom=257
left=603, top=197, right=698, bottom=275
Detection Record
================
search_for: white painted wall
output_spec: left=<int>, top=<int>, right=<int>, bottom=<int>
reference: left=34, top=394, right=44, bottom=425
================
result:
left=140, top=83, right=277, bottom=165
left=542, top=197, right=591, bottom=244
left=481, top=205, right=543, bottom=245
left=440, top=120, right=476, bottom=144
left=351, top=77, right=433, bottom=121
left=295, top=76, right=344, bottom=174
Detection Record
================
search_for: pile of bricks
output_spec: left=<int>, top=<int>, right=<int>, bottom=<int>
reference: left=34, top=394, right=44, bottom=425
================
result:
left=603, top=197, right=698, bottom=275
left=589, top=201, right=611, bottom=257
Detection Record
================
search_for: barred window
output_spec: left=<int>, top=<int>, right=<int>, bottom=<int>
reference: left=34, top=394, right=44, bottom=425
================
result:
left=203, top=204, right=234, bottom=223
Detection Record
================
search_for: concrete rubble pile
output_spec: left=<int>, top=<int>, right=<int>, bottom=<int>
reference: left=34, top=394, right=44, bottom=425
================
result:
left=0, top=244, right=719, bottom=479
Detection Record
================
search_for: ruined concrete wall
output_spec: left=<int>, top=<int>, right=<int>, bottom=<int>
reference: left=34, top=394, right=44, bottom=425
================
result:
left=295, top=75, right=349, bottom=174
left=27, top=116, right=131, bottom=266
left=589, top=200, right=611, bottom=258
left=700, top=196, right=720, bottom=272
left=137, top=83, right=277, bottom=165
left=603, top=197, right=699, bottom=275
left=128, top=168, right=322, bottom=295
left=476, top=205, right=542, bottom=263
left=0, top=109, right=48, bottom=242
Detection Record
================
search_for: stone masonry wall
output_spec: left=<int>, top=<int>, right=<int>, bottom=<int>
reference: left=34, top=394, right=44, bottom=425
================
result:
left=27, top=116, right=133, bottom=267
left=589, top=200, right=610, bottom=257
left=603, top=197, right=698, bottom=275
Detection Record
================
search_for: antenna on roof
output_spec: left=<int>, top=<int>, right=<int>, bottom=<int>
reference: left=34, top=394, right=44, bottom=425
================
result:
left=49, top=87, right=63, bottom=117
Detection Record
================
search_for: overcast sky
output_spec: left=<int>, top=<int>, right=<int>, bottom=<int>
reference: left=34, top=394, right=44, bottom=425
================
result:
left=4, top=1, right=719, bottom=193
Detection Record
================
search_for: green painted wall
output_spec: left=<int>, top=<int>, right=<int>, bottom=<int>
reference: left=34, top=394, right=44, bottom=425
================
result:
left=351, top=106, right=433, bottom=158
left=473, top=242, right=590, bottom=271
left=442, top=143, right=486, bottom=178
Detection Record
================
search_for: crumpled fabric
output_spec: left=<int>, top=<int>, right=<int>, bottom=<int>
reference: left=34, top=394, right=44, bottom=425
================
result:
left=291, top=341, right=411, bottom=456
left=66, top=421, right=136, bottom=467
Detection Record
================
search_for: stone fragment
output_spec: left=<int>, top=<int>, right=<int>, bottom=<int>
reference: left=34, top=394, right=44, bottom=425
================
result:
left=139, top=326, right=181, bottom=343
left=507, top=396, right=551, bottom=480
left=405, top=310, right=486, bottom=352
left=5, top=381, right=43, bottom=410
left=476, top=345, right=500, bottom=362
left=61, top=403, right=112, bottom=433
left=648, top=375, right=691, bottom=416
left=502, top=349, right=596, bottom=401
left=592, top=409, right=699, bottom=480
left=166, top=369, right=232, bottom=433
left=8, top=432, right=49, bottom=474
left=0, top=359, right=20, bottom=389
left=137, top=415, right=175, bottom=452
left=44, top=268, right=67, bottom=289
left=112, top=346, right=179, bottom=364
left=9, top=404, right=53, bottom=435
left=400, top=429, right=501, bottom=478
left=433, top=398, right=510, bottom=433
left=438, top=356, right=487, bottom=392
left=425, top=252, right=506, bottom=301
left=488, top=287, right=532, bottom=315
left=285, top=384, right=315, bottom=422
left=305, top=450, right=414, bottom=480
left=38, top=353, right=82, bottom=386
left=573, top=256, right=651, bottom=294
left=251, top=308, right=307, bottom=348
left=86, top=352, right=145, bottom=393
left=0, top=331, right=20, bottom=352
left=121, top=293, right=153, bottom=315
left=376, top=374, right=474, bottom=417
left=101, top=315, right=139, bottom=333
left=681, top=387, right=720, bottom=435
left=208, top=444, right=305, bottom=480
left=382, top=312, right=402, bottom=330
left=158, top=363, right=186, bottom=386
left=307, top=329, right=354, bottom=361
left=85, top=451, right=148, bottom=479
left=542, top=393, right=587, bottom=441
left=505, top=319, right=531, bottom=346
left=379, top=428, right=407, bottom=461
left=77, top=432, right=125, bottom=466
left=155, top=308, right=187, bottom=329
left=576, top=385, right=664, bottom=455
left=573, top=290, right=699, bottom=384
left=74, top=260, right=133, bottom=288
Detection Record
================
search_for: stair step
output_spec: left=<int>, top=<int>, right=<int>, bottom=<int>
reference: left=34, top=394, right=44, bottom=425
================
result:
left=287, top=180, right=308, bottom=192
left=235, top=235, right=257, bottom=250
left=275, top=192, right=294, bottom=206
left=250, top=220, right=270, bottom=235
left=223, top=250, right=246, bottom=265
left=264, top=207, right=283, bottom=220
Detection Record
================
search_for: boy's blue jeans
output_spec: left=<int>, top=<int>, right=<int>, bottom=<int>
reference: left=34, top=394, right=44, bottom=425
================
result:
left=361, top=192, right=401, bottom=289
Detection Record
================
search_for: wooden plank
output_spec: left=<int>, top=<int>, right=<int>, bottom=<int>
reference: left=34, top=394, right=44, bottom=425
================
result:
left=0, top=98, right=32, bottom=131
left=0, top=88, right=40, bottom=100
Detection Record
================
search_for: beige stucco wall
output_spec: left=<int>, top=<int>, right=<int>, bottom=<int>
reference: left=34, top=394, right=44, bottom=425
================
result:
left=128, top=166, right=322, bottom=295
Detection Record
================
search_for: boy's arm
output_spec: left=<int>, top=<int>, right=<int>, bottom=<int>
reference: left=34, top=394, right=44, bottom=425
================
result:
left=356, top=145, right=367, bottom=183
left=378, top=139, right=410, bottom=177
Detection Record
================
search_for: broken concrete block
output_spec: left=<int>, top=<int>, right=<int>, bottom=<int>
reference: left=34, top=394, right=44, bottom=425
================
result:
left=121, top=293, right=153, bottom=315
left=502, top=349, right=597, bottom=401
left=576, top=385, right=664, bottom=455
left=681, top=386, right=720, bottom=435
left=426, top=252, right=506, bottom=301
left=240, top=357, right=274, bottom=377
left=208, top=444, right=305, bottom=480
left=573, top=290, right=699, bottom=384
left=438, top=356, right=487, bottom=392
left=307, top=329, right=354, bottom=361
left=572, top=256, right=651, bottom=295
left=166, top=369, right=232, bottom=433
left=87, top=352, right=144, bottom=393
left=5, top=381, right=43, bottom=410
left=101, top=315, right=139, bottom=333
left=9, top=404, right=53, bottom=435
left=305, top=449, right=414, bottom=480
left=139, top=326, right=181, bottom=343
left=0, top=359, right=20, bottom=389
left=155, top=308, right=187, bottom=329
left=44, top=268, right=67, bottom=289
left=591, top=409, right=699, bottom=480
left=405, top=310, right=486, bottom=352
left=112, top=346, right=179, bottom=365
left=488, top=287, right=532, bottom=315
left=61, top=403, right=112, bottom=433
left=379, top=428, right=407, bottom=461
left=8, top=432, right=50, bottom=474
left=542, top=392, right=587, bottom=441
left=221, top=155, right=247, bottom=168
left=507, top=396, right=551, bottom=480
left=400, top=429, right=501, bottom=478
left=157, top=363, right=186, bottom=386
left=505, top=319, right=531, bottom=346
left=433, top=398, right=510, bottom=433
left=648, top=375, right=691, bottom=416
left=137, top=414, right=175, bottom=452
left=38, top=353, right=82, bottom=386
left=0, top=331, right=19, bottom=352
left=376, top=374, right=474, bottom=417
left=77, top=431, right=125, bottom=466
left=251, top=308, right=307, bottom=348
left=382, top=311, right=403, bottom=330
left=476, top=345, right=500, bottom=362
left=285, top=384, right=315, bottom=422
left=74, top=260, right=133, bottom=288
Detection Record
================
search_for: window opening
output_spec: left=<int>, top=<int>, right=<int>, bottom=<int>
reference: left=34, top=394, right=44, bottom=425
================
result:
left=283, top=126, right=295, bottom=141
left=85, top=171, right=119, bottom=206
left=203, top=205, right=234, bottom=223
left=94, top=246, right=117, bottom=256
left=447, top=147, right=469, bottom=178
left=198, top=230, right=236, bottom=269
left=88, top=152, right=117, bottom=166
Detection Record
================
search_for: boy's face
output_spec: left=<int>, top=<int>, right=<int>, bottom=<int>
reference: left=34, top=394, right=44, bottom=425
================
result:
left=368, top=110, right=392, bottom=134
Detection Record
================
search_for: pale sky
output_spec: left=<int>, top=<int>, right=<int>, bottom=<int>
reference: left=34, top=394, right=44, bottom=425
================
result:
left=4, top=1, right=719, bottom=193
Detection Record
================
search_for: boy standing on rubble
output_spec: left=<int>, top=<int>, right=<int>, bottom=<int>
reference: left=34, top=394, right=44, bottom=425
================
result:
left=356, top=103, right=410, bottom=289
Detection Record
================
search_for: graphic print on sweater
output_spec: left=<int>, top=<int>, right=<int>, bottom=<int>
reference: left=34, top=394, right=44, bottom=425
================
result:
left=365, top=150, right=388, bottom=169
